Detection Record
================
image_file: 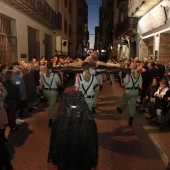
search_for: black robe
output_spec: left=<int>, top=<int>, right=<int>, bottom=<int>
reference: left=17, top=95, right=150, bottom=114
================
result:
left=141, top=70, right=149, bottom=102
left=0, top=138, right=13, bottom=169
left=48, top=91, right=98, bottom=170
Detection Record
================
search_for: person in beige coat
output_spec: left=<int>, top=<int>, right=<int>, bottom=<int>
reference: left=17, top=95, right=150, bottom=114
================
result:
left=0, top=82, right=8, bottom=141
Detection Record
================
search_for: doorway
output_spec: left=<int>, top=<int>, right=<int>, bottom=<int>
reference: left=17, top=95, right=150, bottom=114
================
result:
left=28, top=26, right=40, bottom=61
left=45, top=34, right=52, bottom=61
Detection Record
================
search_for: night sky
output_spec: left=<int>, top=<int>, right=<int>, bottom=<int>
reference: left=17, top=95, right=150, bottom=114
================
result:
left=86, top=0, right=102, bottom=48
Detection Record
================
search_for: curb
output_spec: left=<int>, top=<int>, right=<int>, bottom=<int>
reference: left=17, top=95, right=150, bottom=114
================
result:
left=148, top=133, right=169, bottom=168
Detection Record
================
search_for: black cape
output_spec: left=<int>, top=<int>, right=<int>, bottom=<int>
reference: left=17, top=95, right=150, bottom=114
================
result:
left=48, top=91, right=98, bottom=170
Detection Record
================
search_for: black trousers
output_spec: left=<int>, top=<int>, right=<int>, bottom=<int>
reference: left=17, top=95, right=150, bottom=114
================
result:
left=146, top=102, right=156, bottom=117
left=161, top=108, right=170, bottom=124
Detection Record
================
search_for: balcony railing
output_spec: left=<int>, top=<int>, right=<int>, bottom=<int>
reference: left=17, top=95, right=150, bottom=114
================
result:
left=1, top=0, right=62, bottom=30
left=115, top=17, right=138, bottom=38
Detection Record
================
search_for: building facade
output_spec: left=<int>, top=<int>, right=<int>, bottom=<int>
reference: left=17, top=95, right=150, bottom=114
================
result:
left=135, top=0, right=170, bottom=64
left=0, top=0, right=88, bottom=66
left=114, top=0, right=139, bottom=59
left=95, top=0, right=168, bottom=62
left=55, top=0, right=71, bottom=56
left=71, top=0, right=88, bottom=57
left=98, top=0, right=114, bottom=59
left=0, top=0, right=62, bottom=65
left=128, top=0, right=169, bottom=63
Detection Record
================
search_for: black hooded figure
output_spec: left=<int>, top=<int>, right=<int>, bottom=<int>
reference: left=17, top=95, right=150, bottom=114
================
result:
left=0, top=138, right=13, bottom=169
left=48, top=91, right=98, bottom=170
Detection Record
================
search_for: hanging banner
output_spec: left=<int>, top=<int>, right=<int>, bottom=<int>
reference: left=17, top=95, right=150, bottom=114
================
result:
left=138, top=5, right=166, bottom=34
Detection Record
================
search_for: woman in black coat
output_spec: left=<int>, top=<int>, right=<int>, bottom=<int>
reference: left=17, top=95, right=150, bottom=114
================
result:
left=2, top=71, right=20, bottom=130
left=23, top=63, right=37, bottom=111
left=0, top=138, right=13, bottom=169
left=48, top=91, right=98, bottom=170
left=140, top=66, right=149, bottom=103
left=159, top=89, right=170, bottom=129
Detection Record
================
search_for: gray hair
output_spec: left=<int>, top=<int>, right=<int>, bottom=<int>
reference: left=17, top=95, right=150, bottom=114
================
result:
left=131, top=63, right=137, bottom=70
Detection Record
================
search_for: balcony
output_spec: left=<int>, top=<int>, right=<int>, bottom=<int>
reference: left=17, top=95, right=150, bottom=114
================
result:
left=1, top=0, right=62, bottom=30
left=115, top=17, right=138, bottom=39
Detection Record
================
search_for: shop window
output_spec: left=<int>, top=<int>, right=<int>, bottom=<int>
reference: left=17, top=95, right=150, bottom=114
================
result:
left=44, top=34, right=52, bottom=61
left=28, top=26, right=40, bottom=61
left=0, top=15, right=17, bottom=66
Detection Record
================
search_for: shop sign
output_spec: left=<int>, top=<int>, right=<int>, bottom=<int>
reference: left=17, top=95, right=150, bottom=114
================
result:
left=138, top=5, right=166, bottom=34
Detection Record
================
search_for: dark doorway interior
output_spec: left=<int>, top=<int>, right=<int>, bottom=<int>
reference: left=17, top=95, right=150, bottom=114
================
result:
left=45, top=34, right=52, bottom=62
left=28, top=26, right=40, bottom=61
left=130, top=42, right=136, bottom=58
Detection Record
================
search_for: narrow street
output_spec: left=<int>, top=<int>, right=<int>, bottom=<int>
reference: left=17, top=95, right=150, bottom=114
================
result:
left=5, top=76, right=170, bottom=170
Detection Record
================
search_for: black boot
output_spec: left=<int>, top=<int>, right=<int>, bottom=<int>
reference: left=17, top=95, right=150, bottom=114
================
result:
left=117, top=107, right=122, bottom=114
left=129, top=117, right=133, bottom=126
left=48, top=119, right=53, bottom=128
left=0, top=129, right=8, bottom=142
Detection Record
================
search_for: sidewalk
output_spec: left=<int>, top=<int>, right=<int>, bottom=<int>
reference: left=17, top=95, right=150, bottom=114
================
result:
left=4, top=77, right=170, bottom=170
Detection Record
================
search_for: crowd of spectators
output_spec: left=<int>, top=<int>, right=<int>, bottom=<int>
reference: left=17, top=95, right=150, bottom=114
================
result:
left=113, top=56, right=170, bottom=130
left=1, top=53, right=170, bottom=169
left=1, top=54, right=170, bottom=136
left=0, top=55, right=79, bottom=169
left=0, top=55, right=77, bottom=132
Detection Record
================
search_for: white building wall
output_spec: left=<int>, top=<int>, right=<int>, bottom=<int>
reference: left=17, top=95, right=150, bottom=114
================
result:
left=0, top=2, right=55, bottom=62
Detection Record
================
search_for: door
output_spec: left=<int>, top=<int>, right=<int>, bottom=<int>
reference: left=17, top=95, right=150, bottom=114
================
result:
left=28, top=26, right=40, bottom=61
left=45, top=34, right=52, bottom=62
